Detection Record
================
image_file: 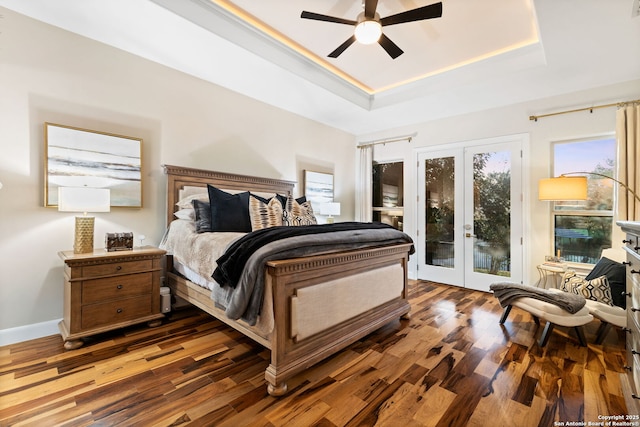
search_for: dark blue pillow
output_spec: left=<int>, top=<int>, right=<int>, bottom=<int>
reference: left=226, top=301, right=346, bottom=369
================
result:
left=585, top=257, right=626, bottom=308
left=207, top=185, right=251, bottom=232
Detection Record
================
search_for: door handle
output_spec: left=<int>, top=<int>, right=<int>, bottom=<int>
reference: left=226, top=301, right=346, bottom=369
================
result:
left=465, top=233, right=476, bottom=238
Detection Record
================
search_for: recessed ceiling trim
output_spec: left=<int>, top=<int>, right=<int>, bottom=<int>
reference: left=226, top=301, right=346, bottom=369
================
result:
left=213, top=0, right=374, bottom=93
left=150, top=0, right=375, bottom=110
left=372, top=39, right=547, bottom=109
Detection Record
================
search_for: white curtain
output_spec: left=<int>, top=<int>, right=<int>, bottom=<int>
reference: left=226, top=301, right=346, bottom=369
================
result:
left=617, top=102, right=640, bottom=220
left=356, top=145, right=373, bottom=222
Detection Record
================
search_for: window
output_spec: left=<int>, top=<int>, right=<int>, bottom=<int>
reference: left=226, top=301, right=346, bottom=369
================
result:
left=551, top=137, right=615, bottom=264
left=372, top=161, right=403, bottom=230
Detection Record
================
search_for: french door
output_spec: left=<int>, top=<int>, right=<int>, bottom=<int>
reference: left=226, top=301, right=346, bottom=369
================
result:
left=417, top=139, right=523, bottom=291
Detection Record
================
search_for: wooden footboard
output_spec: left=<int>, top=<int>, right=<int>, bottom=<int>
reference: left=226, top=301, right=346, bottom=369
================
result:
left=166, top=243, right=411, bottom=396
left=262, top=243, right=411, bottom=395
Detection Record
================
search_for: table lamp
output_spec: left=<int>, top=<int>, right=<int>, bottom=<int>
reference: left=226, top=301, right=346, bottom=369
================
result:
left=58, top=187, right=110, bottom=253
left=321, top=202, right=341, bottom=224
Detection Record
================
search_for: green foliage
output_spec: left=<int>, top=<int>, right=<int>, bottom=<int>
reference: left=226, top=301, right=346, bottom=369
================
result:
left=473, top=153, right=510, bottom=275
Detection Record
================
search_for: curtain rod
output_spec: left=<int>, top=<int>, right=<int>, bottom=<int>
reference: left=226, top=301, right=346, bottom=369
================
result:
left=357, top=132, right=417, bottom=148
left=529, top=98, right=640, bottom=121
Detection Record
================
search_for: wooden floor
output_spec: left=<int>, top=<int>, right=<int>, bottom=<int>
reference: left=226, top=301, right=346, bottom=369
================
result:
left=0, top=281, right=630, bottom=427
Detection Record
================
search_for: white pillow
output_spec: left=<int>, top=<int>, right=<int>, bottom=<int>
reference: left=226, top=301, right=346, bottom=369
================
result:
left=174, top=208, right=195, bottom=220
left=175, top=193, right=209, bottom=209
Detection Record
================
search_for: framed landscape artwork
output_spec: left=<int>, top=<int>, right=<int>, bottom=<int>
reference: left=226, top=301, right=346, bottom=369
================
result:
left=303, top=170, right=334, bottom=205
left=44, top=123, right=143, bottom=208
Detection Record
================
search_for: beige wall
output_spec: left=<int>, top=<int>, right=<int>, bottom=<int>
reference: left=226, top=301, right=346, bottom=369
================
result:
left=0, top=8, right=356, bottom=336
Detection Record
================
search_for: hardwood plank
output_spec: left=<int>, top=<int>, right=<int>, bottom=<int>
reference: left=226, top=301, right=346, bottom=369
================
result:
left=0, top=281, right=631, bottom=426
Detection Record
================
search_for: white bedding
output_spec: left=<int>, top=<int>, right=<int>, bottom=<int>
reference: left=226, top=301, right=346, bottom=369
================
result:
left=160, top=219, right=275, bottom=336
left=161, top=219, right=244, bottom=285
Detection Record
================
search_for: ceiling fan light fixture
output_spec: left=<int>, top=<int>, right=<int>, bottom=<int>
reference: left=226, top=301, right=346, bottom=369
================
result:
left=354, top=20, right=382, bottom=44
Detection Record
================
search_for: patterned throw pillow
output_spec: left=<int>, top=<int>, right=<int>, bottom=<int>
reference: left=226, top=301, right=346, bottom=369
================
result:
left=249, top=194, right=283, bottom=231
left=283, top=195, right=317, bottom=226
left=560, top=271, right=614, bottom=306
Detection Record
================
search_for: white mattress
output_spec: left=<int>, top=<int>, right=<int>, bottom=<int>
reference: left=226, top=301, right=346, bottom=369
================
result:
left=161, top=219, right=244, bottom=286
left=160, top=219, right=275, bottom=336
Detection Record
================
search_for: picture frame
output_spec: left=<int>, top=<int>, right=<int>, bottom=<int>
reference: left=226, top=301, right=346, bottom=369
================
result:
left=303, top=170, right=334, bottom=205
left=44, top=122, right=143, bottom=208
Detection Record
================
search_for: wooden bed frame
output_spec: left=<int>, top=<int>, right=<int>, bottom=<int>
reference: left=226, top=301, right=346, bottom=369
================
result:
left=162, top=164, right=412, bottom=396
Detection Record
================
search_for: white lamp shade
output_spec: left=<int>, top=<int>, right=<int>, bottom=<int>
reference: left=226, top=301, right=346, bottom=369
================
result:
left=354, top=20, right=382, bottom=44
left=320, top=202, right=341, bottom=216
left=538, top=177, right=588, bottom=201
left=58, top=187, right=111, bottom=213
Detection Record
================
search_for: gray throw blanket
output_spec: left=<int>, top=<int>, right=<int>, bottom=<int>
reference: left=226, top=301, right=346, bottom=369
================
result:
left=490, top=282, right=586, bottom=314
left=211, top=227, right=413, bottom=325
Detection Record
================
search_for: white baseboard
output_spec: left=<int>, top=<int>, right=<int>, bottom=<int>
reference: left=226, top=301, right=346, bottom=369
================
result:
left=0, top=319, right=61, bottom=346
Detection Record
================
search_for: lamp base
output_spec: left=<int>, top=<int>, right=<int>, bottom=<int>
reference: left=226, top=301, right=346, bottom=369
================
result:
left=74, top=216, right=95, bottom=254
left=326, top=216, right=335, bottom=224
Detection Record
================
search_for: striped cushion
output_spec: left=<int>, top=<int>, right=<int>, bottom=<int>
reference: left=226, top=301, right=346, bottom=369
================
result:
left=249, top=194, right=283, bottom=231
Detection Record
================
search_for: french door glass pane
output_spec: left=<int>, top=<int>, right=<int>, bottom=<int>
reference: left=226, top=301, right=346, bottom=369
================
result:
left=425, top=157, right=455, bottom=267
left=473, top=151, right=511, bottom=277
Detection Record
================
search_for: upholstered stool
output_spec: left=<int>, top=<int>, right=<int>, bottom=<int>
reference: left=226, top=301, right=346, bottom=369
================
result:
left=491, top=283, right=593, bottom=347
left=499, top=296, right=593, bottom=346
left=584, top=300, right=626, bottom=344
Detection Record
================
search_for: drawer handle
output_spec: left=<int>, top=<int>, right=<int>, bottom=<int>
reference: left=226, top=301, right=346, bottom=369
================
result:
left=625, top=365, right=633, bottom=371
left=624, top=291, right=632, bottom=297
left=117, top=284, right=123, bottom=290
left=633, top=349, right=640, bottom=355
left=624, top=328, right=633, bottom=334
left=632, top=308, right=640, bottom=313
left=117, top=308, right=123, bottom=314
left=624, top=261, right=632, bottom=266
left=624, top=239, right=633, bottom=244
left=116, top=265, right=122, bottom=271
left=634, top=394, right=640, bottom=400
left=632, top=270, right=640, bottom=275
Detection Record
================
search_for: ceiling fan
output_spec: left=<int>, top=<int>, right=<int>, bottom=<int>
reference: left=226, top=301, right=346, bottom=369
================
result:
left=301, top=0, right=443, bottom=59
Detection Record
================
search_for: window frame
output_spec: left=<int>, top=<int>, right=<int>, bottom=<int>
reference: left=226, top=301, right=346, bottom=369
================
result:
left=549, top=134, right=616, bottom=267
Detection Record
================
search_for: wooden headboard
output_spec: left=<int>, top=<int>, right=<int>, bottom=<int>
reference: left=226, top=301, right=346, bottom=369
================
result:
left=162, top=164, right=296, bottom=226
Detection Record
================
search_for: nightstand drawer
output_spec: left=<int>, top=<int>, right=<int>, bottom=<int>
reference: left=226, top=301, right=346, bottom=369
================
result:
left=81, top=295, right=153, bottom=329
left=81, top=273, right=153, bottom=304
left=82, top=259, right=154, bottom=278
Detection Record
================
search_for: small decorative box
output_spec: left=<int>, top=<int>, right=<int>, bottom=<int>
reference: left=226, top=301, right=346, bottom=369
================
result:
left=105, top=232, right=134, bottom=252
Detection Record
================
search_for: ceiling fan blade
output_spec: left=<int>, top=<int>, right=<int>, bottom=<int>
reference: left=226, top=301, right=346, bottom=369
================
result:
left=380, top=2, right=443, bottom=26
left=364, top=0, right=379, bottom=19
left=301, top=11, right=357, bottom=26
left=328, top=35, right=357, bottom=58
left=378, top=33, right=404, bottom=59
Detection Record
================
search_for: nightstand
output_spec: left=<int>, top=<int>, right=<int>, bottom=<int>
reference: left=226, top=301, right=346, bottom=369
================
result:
left=58, top=246, right=166, bottom=350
